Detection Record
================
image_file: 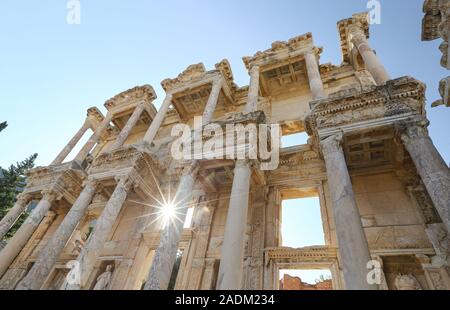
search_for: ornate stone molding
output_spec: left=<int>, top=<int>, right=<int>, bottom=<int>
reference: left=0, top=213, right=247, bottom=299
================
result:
left=89, top=145, right=164, bottom=176
left=24, top=166, right=86, bottom=204
left=422, top=0, right=449, bottom=42
left=265, top=246, right=338, bottom=264
left=305, top=76, right=426, bottom=137
left=242, top=33, right=321, bottom=69
left=395, top=118, right=430, bottom=145
left=161, top=63, right=207, bottom=92
left=104, top=85, right=157, bottom=111
left=431, top=76, right=450, bottom=107
left=320, top=133, right=343, bottom=156
left=337, top=12, right=369, bottom=64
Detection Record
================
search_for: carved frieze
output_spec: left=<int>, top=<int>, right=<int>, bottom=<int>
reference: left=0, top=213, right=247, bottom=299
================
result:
left=243, top=33, right=318, bottom=70
left=305, top=77, right=426, bottom=136
left=104, top=85, right=157, bottom=111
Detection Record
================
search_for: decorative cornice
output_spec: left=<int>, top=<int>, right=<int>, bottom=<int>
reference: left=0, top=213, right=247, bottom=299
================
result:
left=265, top=246, right=338, bottom=263
left=242, top=33, right=321, bottom=70
left=161, top=63, right=207, bottom=92
left=305, top=76, right=426, bottom=136
left=337, top=12, right=370, bottom=64
left=104, top=85, right=157, bottom=111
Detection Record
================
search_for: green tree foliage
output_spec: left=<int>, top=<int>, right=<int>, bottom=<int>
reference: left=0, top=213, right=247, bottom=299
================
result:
left=0, top=122, right=7, bottom=132
left=0, top=125, right=38, bottom=238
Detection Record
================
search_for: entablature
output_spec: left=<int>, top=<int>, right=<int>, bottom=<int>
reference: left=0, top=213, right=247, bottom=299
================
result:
left=305, top=76, right=426, bottom=138
left=104, top=85, right=158, bottom=132
left=24, top=163, right=86, bottom=205
left=161, top=60, right=238, bottom=122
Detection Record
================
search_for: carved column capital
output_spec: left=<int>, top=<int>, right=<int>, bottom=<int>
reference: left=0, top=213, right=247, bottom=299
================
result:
left=82, top=178, right=99, bottom=188
left=235, top=159, right=250, bottom=168
left=396, top=119, right=430, bottom=144
left=181, top=161, right=200, bottom=177
left=115, top=173, right=139, bottom=192
left=249, top=65, right=260, bottom=76
left=16, top=193, right=32, bottom=205
left=320, top=133, right=344, bottom=156
left=41, top=188, right=62, bottom=202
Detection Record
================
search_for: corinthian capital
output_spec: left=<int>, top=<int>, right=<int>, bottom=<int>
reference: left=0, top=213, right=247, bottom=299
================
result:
left=16, top=193, right=32, bottom=205
left=320, top=133, right=343, bottom=156
left=41, top=189, right=62, bottom=202
left=396, top=120, right=430, bottom=144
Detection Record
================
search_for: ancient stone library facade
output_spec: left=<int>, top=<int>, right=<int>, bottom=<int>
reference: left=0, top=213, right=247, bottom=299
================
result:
left=0, top=12, right=449, bottom=290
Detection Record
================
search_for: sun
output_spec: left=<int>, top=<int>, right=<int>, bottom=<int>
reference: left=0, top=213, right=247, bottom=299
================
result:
left=161, top=202, right=176, bottom=226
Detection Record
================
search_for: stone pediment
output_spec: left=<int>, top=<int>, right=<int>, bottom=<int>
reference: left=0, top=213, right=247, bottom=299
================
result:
left=89, top=145, right=164, bottom=177
left=243, top=33, right=320, bottom=69
left=161, top=63, right=207, bottom=92
left=104, top=85, right=157, bottom=111
left=25, top=164, right=86, bottom=204
left=305, top=76, right=426, bottom=136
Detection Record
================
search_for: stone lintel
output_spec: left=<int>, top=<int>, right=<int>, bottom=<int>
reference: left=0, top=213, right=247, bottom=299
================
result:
left=242, top=32, right=320, bottom=70
left=305, top=76, right=426, bottom=137
left=104, top=85, right=157, bottom=113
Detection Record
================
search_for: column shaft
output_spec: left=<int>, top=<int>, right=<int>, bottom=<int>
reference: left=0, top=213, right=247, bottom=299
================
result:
left=401, top=124, right=450, bottom=232
left=350, top=28, right=390, bottom=85
left=70, top=177, right=132, bottom=289
left=0, top=194, right=31, bottom=241
left=321, top=134, right=377, bottom=290
left=245, top=66, right=260, bottom=113
left=16, top=181, right=98, bottom=290
left=143, top=94, right=173, bottom=145
left=51, top=120, right=90, bottom=165
left=305, top=51, right=326, bottom=100
left=109, top=104, right=146, bottom=151
left=202, top=79, right=223, bottom=125
left=217, top=160, right=251, bottom=290
left=0, top=190, right=58, bottom=278
left=74, top=114, right=112, bottom=165
left=144, top=172, right=195, bottom=290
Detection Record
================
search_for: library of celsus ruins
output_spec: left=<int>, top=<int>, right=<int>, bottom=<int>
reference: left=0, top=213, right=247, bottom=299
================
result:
left=0, top=12, right=449, bottom=290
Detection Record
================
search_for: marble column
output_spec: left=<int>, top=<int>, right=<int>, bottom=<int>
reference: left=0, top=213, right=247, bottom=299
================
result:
left=144, top=168, right=196, bottom=290
left=16, top=180, right=98, bottom=290
left=217, top=160, right=251, bottom=290
left=0, top=194, right=31, bottom=241
left=143, top=94, right=173, bottom=146
left=202, top=78, right=223, bottom=125
left=400, top=122, right=450, bottom=233
left=51, top=120, right=90, bottom=165
left=0, top=189, right=60, bottom=278
left=109, top=103, right=146, bottom=151
left=304, top=50, right=326, bottom=100
left=320, top=134, right=377, bottom=290
left=68, top=176, right=133, bottom=289
left=74, top=113, right=112, bottom=165
left=350, top=27, right=390, bottom=85
left=245, top=65, right=260, bottom=113
left=144, top=78, right=223, bottom=289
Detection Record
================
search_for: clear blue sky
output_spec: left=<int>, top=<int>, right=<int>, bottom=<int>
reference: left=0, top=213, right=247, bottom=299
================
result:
left=0, top=0, right=448, bottom=167
left=0, top=2, right=448, bottom=285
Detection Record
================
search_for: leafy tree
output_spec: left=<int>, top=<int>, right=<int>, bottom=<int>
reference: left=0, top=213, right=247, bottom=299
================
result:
left=0, top=122, right=38, bottom=239
left=0, top=122, right=7, bottom=132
